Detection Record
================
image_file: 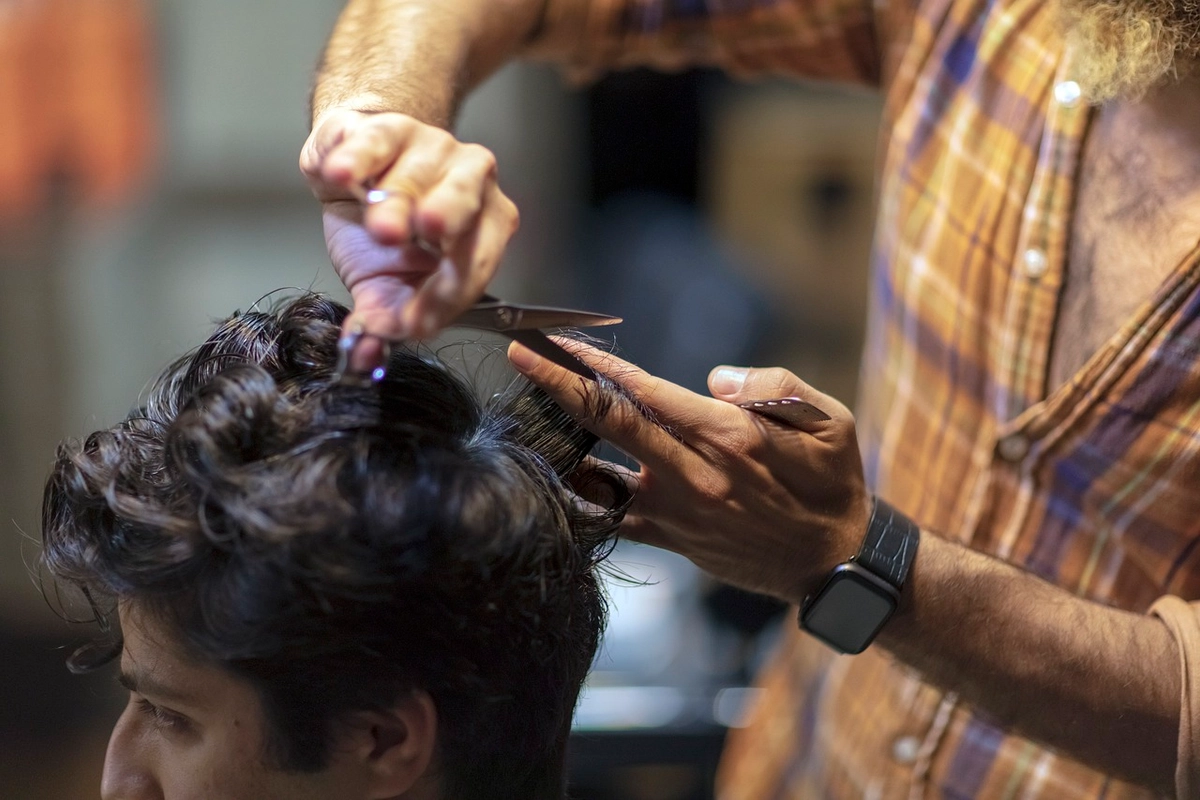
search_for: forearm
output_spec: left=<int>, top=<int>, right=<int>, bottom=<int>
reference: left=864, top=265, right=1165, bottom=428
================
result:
left=877, top=532, right=1179, bottom=792
left=312, top=0, right=546, bottom=127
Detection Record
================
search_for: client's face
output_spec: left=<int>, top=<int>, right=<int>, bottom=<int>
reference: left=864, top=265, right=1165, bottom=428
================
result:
left=103, top=605, right=367, bottom=800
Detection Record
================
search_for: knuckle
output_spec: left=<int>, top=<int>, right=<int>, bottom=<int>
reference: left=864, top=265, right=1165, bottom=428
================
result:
left=606, top=414, right=647, bottom=447
left=725, top=425, right=761, bottom=459
left=389, top=111, right=417, bottom=129
left=354, top=127, right=389, bottom=157
left=477, top=255, right=501, bottom=280
left=426, top=128, right=457, bottom=155
left=578, top=388, right=634, bottom=430
left=464, top=143, right=498, bottom=175
left=401, top=157, right=439, bottom=183
left=834, top=407, right=859, bottom=439
left=447, top=175, right=482, bottom=202
left=741, top=439, right=774, bottom=470
left=697, top=474, right=735, bottom=507
left=369, top=111, right=412, bottom=134
left=758, top=367, right=798, bottom=393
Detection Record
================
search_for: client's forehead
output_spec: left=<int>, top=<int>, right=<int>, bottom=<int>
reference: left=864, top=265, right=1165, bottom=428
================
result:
left=117, top=603, right=252, bottom=718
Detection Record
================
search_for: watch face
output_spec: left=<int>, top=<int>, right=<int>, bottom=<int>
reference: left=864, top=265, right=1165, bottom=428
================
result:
left=802, top=567, right=898, bottom=655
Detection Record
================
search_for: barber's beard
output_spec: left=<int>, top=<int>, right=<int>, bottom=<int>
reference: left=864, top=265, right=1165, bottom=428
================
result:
left=1059, top=0, right=1200, bottom=101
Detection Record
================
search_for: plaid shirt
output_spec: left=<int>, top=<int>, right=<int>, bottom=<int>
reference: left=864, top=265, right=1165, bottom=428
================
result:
left=540, top=0, right=1200, bottom=797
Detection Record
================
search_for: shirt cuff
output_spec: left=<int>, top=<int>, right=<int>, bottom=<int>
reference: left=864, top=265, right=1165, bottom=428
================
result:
left=1150, top=594, right=1200, bottom=799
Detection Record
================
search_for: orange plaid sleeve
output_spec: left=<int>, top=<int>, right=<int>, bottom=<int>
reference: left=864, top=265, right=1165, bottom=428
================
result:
left=0, top=0, right=158, bottom=220
left=528, top=0, right=916, bottom=86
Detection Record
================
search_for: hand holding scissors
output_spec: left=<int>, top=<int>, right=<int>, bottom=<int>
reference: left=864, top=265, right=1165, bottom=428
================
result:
left=301, top=110, right=520, bottom=342
left=336, top=293, right=622, bottom=384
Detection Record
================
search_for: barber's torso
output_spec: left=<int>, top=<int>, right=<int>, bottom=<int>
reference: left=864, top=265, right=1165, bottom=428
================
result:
left=717, top=0, right=1200, bottom=797
left=1051, top=90, right=1200, bottom=391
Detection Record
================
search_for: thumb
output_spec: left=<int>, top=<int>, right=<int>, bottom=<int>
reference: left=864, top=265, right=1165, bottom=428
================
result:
left=708, top=365, right=811, bottom=402
left=708, top=365, right=847, bottom=432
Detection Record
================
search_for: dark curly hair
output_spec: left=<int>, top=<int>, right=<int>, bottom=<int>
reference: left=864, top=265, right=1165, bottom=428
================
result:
left=41, top=294, right=629, bottom=800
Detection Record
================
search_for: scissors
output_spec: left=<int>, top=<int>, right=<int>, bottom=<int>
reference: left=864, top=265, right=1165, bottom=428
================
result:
left=337, top=183, right=621, bottom=384
left=343, top=184, right=828, bottom=420
left=335, top=294, right=621, bottom=383
left=453, top=293, right=622, bottom=380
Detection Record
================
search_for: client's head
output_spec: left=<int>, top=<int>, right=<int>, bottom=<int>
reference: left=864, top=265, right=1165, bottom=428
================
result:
left=41, top=294, right=626, bottom=800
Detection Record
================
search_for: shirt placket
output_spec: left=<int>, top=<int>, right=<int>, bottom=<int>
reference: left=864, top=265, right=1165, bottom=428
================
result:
left=907, top=52, right=1095, bottom=798
left=987, top=52, right=1092, bottom=560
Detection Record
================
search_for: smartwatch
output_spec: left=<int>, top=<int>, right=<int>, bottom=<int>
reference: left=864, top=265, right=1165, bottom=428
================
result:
left=799, top=497, right=920, bottom=655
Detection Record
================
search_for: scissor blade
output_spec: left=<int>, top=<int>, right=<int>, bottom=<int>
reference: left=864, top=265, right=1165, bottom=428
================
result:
left=507, top=329, right=598, bottom=381
left=462, top=294, right=621, bottom=331
left=511, top=305, right=622, bottom=330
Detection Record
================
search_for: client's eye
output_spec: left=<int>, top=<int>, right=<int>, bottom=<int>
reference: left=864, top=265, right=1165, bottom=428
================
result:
left=134, top=696, right=192, bottom=734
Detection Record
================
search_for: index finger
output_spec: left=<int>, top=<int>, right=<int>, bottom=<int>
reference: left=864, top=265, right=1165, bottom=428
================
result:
left=507, top=340, right=729, bottom=471
left=300, top=109, right=364, bottom=184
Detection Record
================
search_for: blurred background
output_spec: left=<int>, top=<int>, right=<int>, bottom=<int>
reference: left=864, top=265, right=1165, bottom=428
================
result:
left=0, top=1, right=879, bottom=797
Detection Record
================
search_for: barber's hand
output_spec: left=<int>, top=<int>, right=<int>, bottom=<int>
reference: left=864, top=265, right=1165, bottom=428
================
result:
left=300, top=109, right=520, bottom=343
left=509, top=341, right=873, bottom=605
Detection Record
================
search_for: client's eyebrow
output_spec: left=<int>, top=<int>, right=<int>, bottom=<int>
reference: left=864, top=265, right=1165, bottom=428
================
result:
left=118, top=668, right=201, bottom=707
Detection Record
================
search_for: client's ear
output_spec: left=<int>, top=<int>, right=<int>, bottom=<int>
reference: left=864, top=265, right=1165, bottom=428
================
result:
left=347, top=690, right=439, bottom=799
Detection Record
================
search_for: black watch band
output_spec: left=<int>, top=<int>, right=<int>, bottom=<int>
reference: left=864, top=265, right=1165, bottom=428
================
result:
left=797, top=496, right=921, bottom=654
left=855, top=496, right=920, bottom=589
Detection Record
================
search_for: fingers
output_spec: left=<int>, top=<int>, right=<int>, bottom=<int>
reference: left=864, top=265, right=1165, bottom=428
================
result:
left=354, top=134, right=438, bottom=248
left=362, top=182, right=422, bottom=247
left=569, top=459, right=672, bottom=550
left=508, top=340, right=715, bottom=476
left=321, top=113, right=417, bottom=189
left=571, top=456, right=641, bottom=508
left=708, top=365, right=850, bottom=431
left=405, top=191, right=513, bottom=335
left=412, top=143, right=498, bottom=246
left=616, top=514, right=675, bottom=552
left=341, top=276, right=419, bottom=373
left=299, top=109, right=352, bottom=181
left=301, top=109, right=393, bottom=196
left=305, top=110, right=520, bottom=340
left=522, top=339, right=738, bottom=437
left=315, top=114, right=499, bottom=251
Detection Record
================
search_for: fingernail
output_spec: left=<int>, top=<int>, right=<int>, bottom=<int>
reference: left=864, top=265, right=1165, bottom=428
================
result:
left=509, top=343, right=542, bottom=374
left=711, top=367, right=748, bottom=395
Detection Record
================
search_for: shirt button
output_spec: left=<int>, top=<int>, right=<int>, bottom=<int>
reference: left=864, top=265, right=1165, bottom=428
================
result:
left=1055, top=80, right=1083, bottom=108
left=1023, top=248, right=1048, bottom=278
left=891, top=734, right=921, bottom=764
left=998, top=434, right=1031, bottom=462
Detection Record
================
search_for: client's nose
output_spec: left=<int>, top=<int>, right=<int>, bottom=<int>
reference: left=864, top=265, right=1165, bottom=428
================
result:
left=101, top=704, right=163, bottom=800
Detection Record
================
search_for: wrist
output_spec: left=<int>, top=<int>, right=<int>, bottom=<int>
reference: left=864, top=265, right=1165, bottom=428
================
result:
left=797, top=491, right=874, bottom=602
left=311, top=95, right=393, bottom=128
left=798, top=496, right=921, bottom=654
